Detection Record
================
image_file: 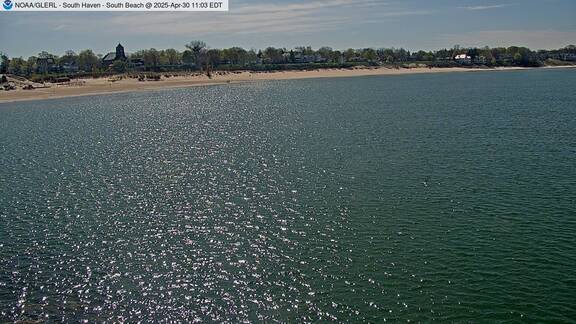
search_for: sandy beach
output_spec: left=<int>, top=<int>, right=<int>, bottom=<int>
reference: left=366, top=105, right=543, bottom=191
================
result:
left=0, top=66, right=570, bottom=104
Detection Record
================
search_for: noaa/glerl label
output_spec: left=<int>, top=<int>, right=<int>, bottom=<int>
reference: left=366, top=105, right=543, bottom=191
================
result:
left=1, top=0, right=228, bottom=11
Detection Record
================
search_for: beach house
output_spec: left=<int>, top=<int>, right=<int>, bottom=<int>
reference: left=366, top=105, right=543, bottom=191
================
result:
left=36, top=57, right=57, bottom=73
left=473, top=56, right=487, bottom=65
left=454, top=54, right=472, bottom=64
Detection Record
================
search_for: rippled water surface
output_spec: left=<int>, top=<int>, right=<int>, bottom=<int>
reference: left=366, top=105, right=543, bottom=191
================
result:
left=1, top=69, right=576, bottom=322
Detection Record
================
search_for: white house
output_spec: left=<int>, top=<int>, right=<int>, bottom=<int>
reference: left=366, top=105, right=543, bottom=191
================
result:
left=455, top=54, right=472, bottom=64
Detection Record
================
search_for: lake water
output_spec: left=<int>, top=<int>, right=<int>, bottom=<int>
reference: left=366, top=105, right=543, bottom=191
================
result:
left=1, top=69, right=575, bottom=322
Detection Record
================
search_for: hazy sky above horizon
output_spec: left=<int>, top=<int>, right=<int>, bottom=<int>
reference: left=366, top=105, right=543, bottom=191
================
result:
left=1, top=0, right=575, bottom=57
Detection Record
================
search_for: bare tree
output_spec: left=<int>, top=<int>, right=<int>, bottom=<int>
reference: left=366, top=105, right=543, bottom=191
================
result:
left=185, top=40, right=206, bottom=66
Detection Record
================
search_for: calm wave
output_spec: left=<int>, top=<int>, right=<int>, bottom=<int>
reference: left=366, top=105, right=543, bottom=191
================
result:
left=1, top=69, right=575, bottom=322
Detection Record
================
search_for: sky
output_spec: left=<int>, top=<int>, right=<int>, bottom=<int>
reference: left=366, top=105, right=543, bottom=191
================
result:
left=1, top=0, right=575, bottom=57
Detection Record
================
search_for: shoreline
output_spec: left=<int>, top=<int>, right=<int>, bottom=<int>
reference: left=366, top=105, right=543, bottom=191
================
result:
left=1, top=66, right=574, bottom=104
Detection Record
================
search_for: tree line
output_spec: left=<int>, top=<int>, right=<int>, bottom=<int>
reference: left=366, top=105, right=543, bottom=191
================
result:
left=1, top=42, right=575, bottom=78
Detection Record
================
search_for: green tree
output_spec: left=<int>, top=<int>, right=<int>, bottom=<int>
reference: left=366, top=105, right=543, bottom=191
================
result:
left=362, top=48, right=378, bottom=62
left=343, top=48, right=356, bottom=61
left=143, top=48, right=160, bottom=70
left=246, top=50, right=258, bottom=64
left=378, top=48, right=396, bottom=63
left=8, top=57, right=27, bottom=75
left=78, top=49, right=99, bottom=72
left=513, top=52, right=523, bottom=64
left=111, top=60, right=127, bottom=73
left=263, top=47, right=284, bottom=64
left=317, top=47, right=334, bottom=62
left=182, top=50, right=195, bottom=64
left=59, top=50, right=78, bottom=66
left=394, top=48, right=409, bottom=62
left=467, top=48, right=479, bottom=58
left=38, top=51, right=55, bottom=59
left=24, top=56, right=37, bottom=75
left=295, top=46, right=314, bottom=55
left=0, top=52, right=8, bottom=74
left=413, top=50, right=433, bottom=61
left=163, top=48, right=180, bottom=65
left=205, top=49, right=221, bottom=68
left=221, top=47, right=248, bottom=65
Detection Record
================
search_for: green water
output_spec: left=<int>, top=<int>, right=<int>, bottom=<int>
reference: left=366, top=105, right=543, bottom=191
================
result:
left=1, top=69, right=575, bottom=322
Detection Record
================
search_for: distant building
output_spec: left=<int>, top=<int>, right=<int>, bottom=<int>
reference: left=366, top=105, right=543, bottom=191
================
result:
left=291, top=49, right=327, bottom=64
left=496, top=54, right=513, bottom=64
left=347, top=56, right=367, bottom=63
left=314, top=54, right=328, bottom=63
left=128, top=58, right=145, bottom=70
left=62, top=63, right=79, bottom=73
left=473, top=56, right=487, bottom=65
left=454, top=54, right=472, bottom=64
left=560, top=53, right=576, bottom=61
left=36, top=57, right=57, bottom=73
left=294, top=54, right=317, bottom=63
left=103, top=43, right=127, bottom=66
